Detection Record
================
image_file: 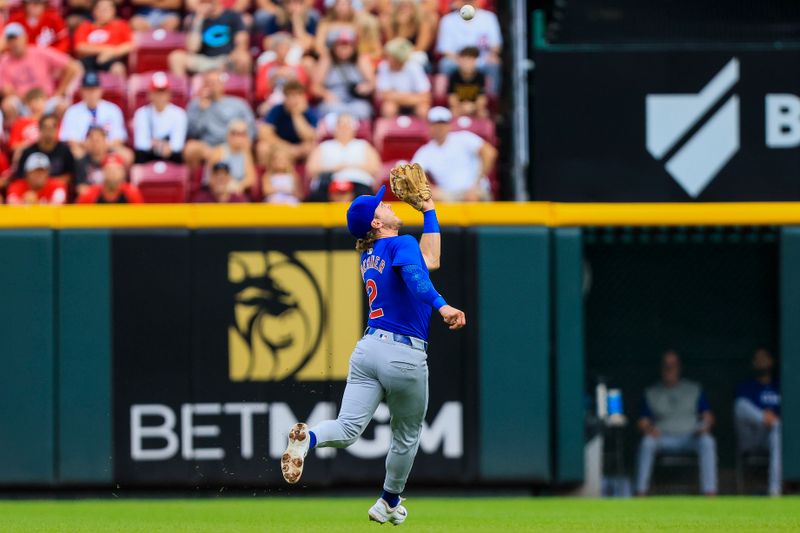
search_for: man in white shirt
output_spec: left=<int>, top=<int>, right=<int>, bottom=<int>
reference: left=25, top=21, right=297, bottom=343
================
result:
left=412, top=106, right=496, bottom=201
left=60, top=71, right=132, bottom=163
left=376, top=37, right=431, bottom=119
left=133, top=72, right=188, bottom=164
left=435, top=0, right=501, bottom=93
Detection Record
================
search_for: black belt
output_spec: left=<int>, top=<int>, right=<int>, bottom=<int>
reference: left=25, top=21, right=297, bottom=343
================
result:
left=365, top=327, right=428, bottom=352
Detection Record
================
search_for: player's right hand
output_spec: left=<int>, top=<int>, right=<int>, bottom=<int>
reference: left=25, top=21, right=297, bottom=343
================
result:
left=439, top=305, right=466, bottom=330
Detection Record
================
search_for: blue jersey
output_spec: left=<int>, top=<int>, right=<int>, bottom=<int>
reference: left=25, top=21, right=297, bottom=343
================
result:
left=735, top=378, right=781, bottom=415
left=360, top=235, right=432, bottom=340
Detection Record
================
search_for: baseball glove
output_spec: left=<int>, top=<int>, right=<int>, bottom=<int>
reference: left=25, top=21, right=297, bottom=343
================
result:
left=389, top=162, right=432, bottom=211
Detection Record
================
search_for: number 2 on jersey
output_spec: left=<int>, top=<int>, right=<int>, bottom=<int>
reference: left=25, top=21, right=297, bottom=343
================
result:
left=365, top=279, right=384, bottom=319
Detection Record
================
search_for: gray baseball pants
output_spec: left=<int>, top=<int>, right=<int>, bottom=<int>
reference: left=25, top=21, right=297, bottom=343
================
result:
left=310, top=332, right=429, bottom=494
left=734, top=398, right=782, bottom=495
left=636, top=432, right=718, bottom=494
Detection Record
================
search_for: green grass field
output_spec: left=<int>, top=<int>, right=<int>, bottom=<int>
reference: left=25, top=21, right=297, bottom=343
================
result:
left=0, top=496, right=798, bottom=532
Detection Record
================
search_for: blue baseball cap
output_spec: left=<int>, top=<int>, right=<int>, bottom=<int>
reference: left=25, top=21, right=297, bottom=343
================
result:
left=346, top=185, right=386, bottom=238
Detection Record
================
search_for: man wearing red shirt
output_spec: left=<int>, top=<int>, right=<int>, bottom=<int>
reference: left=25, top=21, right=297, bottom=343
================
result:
left=73, top=0, right=132, bottom=75
left=8, top=0, right=70, bottom=53
left=77, top=153, right=144, bottom=203
left=8, top=87, right=45, bottom=154
left=6, top=151, right=67, bottom=204
left=0, top=23, right=81, bottom=123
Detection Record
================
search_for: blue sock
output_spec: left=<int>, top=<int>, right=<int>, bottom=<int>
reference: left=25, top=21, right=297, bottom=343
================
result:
left=309, top=431, right=317, bottom=449
left=381, top=490, right=401, bottom=508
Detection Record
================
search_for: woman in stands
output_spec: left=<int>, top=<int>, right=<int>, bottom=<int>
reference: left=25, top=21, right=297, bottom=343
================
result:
left=205, top=119, right=256, bottom=196
left=379, top=0, right=435, bottom=69
left=312, top=28, right=374, bottom=120
left=314, top=0, right=360, bottom=58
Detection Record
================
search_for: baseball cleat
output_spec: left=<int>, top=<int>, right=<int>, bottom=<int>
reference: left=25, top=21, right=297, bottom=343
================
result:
left=281, top=423, right=310, bottom=484
left=368, top=498, right=408, bottom=525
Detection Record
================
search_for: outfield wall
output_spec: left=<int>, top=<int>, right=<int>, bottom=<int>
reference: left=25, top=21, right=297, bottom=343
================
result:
left=0, top=204, right=797, bottom=490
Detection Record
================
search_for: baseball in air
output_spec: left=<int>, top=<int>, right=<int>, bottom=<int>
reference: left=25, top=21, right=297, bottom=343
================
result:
left=459, top=4, right=475, bottom=20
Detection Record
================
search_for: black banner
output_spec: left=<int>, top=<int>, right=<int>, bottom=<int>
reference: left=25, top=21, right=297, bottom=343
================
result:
left=112, top=228, right=477, bottom=487
left=531, top=49, right=800, bottom=201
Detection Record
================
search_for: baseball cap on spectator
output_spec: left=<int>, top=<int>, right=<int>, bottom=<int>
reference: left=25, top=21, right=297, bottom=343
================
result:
left=333, top=28, right=357, bottom=45
left=82, top=71, right=101, bottom=88
left=427, top=106, right=453, bottom=123
left=329, top=180, right=354, bottom=195
left=346, top=185, right=386, bottom=238
left=103, top=153, right=126, bottom=168
left=385, top=38, right=414, bottom=63
left=458, top=46, right=480, bottom=58
left=212, top=161, right=231, bottom=173
left=284, top=80, right=305, bottom=95
left=4, top=22, right=25, bottom=39
left=150, top=71, right=170, bottom=91
left=25, top=152, right=50, bottom=172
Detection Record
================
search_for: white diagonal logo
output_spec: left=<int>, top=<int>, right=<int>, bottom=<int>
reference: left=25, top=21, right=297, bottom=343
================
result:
left=646, top=58, right=740, bottom=197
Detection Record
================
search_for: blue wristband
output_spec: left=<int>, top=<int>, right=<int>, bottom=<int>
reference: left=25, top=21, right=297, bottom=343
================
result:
left=433, top=295, right=447, bottom=309
left=423, top=209, right=440, bottom=233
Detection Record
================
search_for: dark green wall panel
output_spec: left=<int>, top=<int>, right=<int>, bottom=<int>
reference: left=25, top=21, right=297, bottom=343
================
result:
left=554, top=228, right=584, bottom=484
left=780, top=227, right=800, bottom=482
left=477, top=227, right=551, bottom=481
left=0, top=230, right=55, bottom=484
left=57, top=230, right=112, bottom=484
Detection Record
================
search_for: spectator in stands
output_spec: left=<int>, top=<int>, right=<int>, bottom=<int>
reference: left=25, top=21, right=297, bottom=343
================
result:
left=636, top=350, right=718, bottom=496
left=256, top=0, right=317, bottom=53
left=379, top=0, right=435, bottom=68
left=448, top=46, right=487, bottom=118
left=8, top=0, right=70, bottom=53
left=130, top=0, right=181, bottom=31
left=184, top=69, right=256, bottom=168
left=169, top=0, right=251, bottom=76
left=376, top=37, right=431, bottom=118
left=60, top=71, right=130, bottom=162
left=314, top=0, right=359, bottom=58
left=6, top=151, right=67, bottom=204
left=412, top=106, right=495, bottom=201
left=15, top=114, right=75, bottom=185
left=356, top=11, right=382, bottom=69
left=0, top=22, right=80, bottom=124
left=306, top=113, right=380, bottom=198
left=133, top=72, right=187, bottom=164
left=327, top=178, right=354, bottom=202
left=192, top=161, right=248, bottom=202
left=255, top=32, right=310, bottom=113
left=734, top=348, right=782, bottom=496
left=256, top=79, right=316, bottom=165
left=73, top=125, right=110, bottom=197
left=262, top=146, right=301, bottom=203
left=73, top=0, right=133, bottom=75
left=313, top=28, right=374, bottom=120
left=436, top=0, right=501, bottom=93
left=206, top=119, right=256, bottom=195
left=77, top=153, right=143, bottom=203
left=8, top=87, right=46, bottom=154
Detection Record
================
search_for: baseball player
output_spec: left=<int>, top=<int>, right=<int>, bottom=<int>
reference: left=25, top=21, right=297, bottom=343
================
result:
left=281, top=178, right=466, bottom=525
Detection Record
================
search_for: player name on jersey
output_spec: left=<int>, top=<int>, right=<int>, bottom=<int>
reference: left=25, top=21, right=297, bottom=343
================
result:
left=360, top=255, right=386, bottom=277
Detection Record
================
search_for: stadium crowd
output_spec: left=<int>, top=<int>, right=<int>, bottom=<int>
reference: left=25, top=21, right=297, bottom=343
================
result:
left=0, top=0, right=500, bottom=204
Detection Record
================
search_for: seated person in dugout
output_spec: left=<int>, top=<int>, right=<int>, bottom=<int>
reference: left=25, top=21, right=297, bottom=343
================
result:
left=734, top=348, right=781, bottom=496
left=636, top=350, right=717, bottom=496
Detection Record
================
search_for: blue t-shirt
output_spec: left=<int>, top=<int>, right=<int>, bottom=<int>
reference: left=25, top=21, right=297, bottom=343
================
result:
left=360, top=235, right=432, bottom=340
left=736, top=378, right=781, bottom=415
left=265, top=104, right=318, bottom=144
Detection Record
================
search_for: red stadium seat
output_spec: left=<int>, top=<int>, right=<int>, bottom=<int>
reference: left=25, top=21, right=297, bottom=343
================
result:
left=128, top=73, right=190, bottom=113
left=449, top=116, right=497, bottom=146
left=74, top=73, right=128, bottom=118
left=373, top=116, right=430, bottom=162
left=190, top=72, right=252, bottom=103
left=130, top=161, right=189, bottom=203
left=130, top=30, right=187, bottom=74
left=316, top=116, right=373, bottom=143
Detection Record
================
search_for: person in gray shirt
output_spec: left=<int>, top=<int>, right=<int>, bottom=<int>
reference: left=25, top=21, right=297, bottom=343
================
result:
left=636, top=350, right=718, bottom=495
left=184, top=69, right=255, bottom=169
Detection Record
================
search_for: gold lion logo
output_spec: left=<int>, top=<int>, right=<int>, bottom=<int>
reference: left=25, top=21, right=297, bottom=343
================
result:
left=228, top=250, right=361, bottom=382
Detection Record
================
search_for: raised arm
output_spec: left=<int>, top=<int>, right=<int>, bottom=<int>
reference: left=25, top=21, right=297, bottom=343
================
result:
left=419, top=198, right=440, bottom=271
